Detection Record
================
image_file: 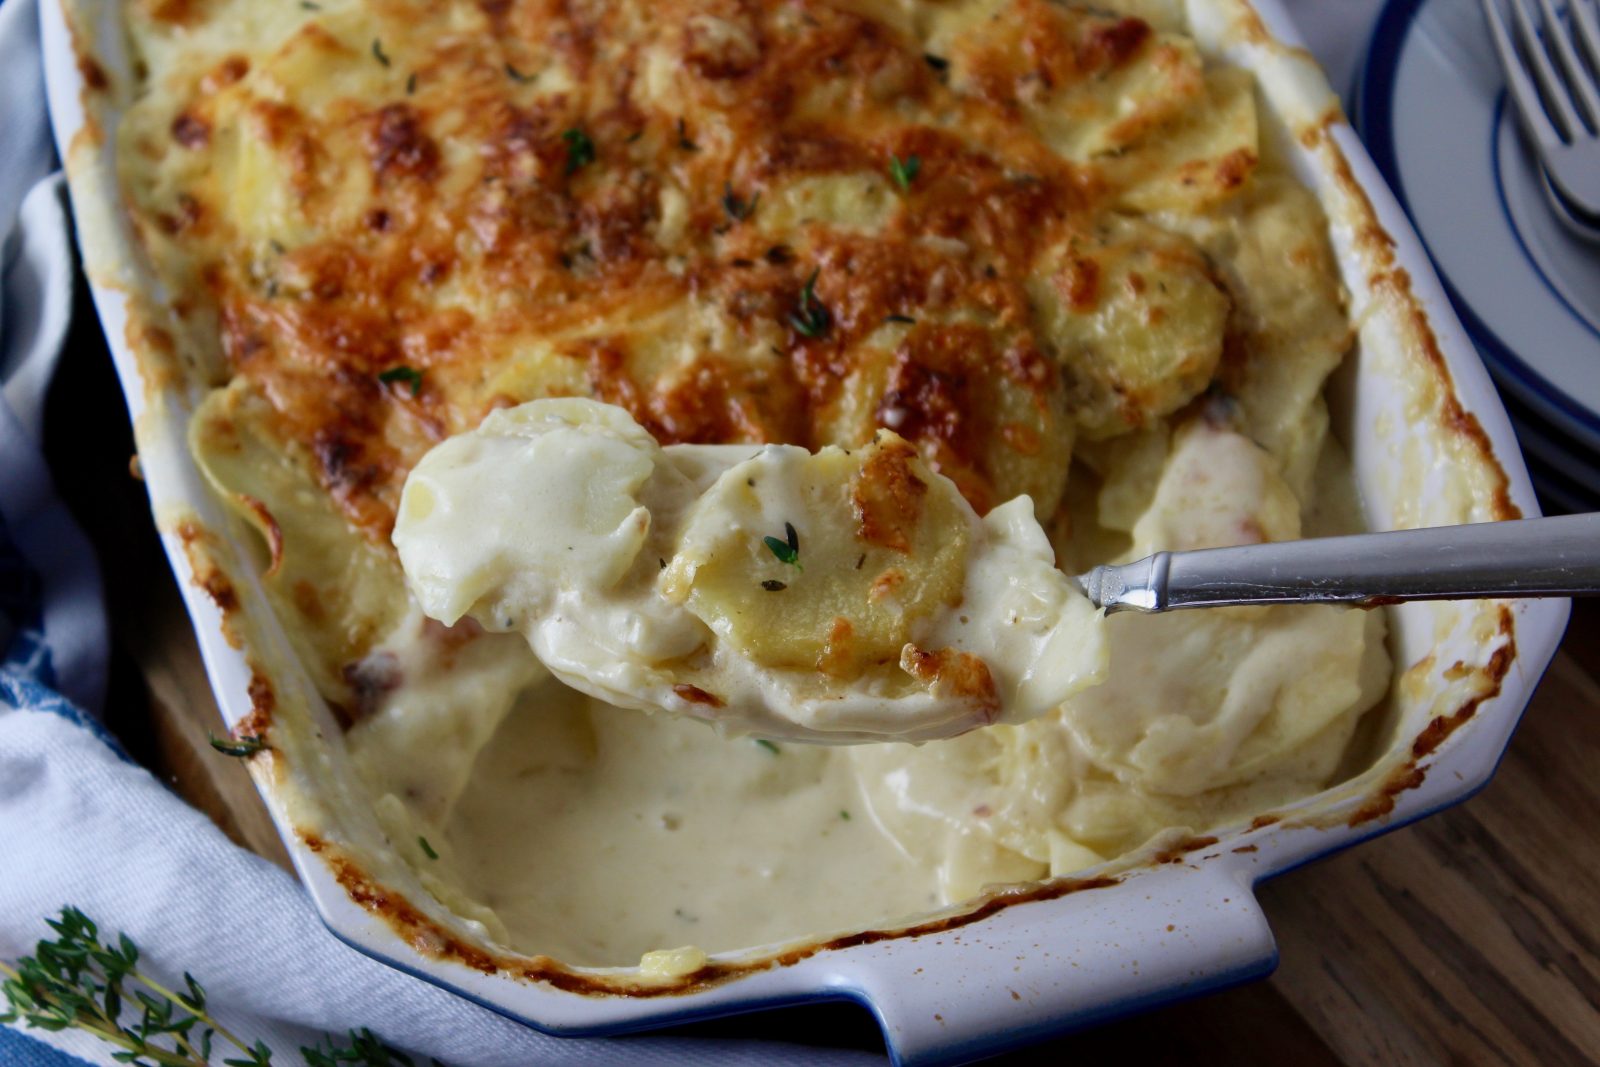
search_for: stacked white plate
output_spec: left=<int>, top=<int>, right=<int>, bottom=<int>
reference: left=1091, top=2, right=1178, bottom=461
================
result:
left=1356, top=0, right=1600, bottom=514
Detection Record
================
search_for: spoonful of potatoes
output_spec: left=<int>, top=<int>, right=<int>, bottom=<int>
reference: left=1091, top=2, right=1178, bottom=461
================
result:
left=392, top=398, right=1597, bottom=744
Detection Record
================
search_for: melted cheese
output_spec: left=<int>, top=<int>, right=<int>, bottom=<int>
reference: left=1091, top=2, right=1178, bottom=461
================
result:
left=393, top=398, right=1106, bottom=742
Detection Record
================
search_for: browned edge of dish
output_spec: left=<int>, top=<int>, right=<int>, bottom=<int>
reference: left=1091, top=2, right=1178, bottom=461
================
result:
left=55, top=0, right=1524, bottom=999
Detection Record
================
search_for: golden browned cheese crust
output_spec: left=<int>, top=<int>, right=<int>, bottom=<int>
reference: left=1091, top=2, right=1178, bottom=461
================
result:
left=121, top=0, right=1266, bottom=537
left=121, top=0, right=1351, bottom=716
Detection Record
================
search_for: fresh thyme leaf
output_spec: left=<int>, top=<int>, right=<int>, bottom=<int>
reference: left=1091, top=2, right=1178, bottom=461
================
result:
left=561, top=127, right=595, bottom=175
left=417, top=836, right=439, bottom=861
left=371, top=38, right=390, bottom=67
left=505, top=63, right=534, bottom=83
left=300, top=1, right=320, bottom=9
left=884, top=313, right=916, bottom=324
left=888, top=153, right=921, bottom=192
left=208, top=734, right=266, bottom=758
left=923, top=53, right=949, bottom=73
left=721, top=182, right=759, bottom=223
left=762, top=521, right=802, bottom=569
left=378, top=366, right=424, bottom=397
left=405, top=72, right=417, bottom=95
left=840, top=809, right=851, bottom=820
left=760, top=579, right=787, bottom=592
left=755, top=739, right=780, bottom=755
left=3, top=907, right=418, bottom=1067
left=676, top=117, right=697, bottom=151
left=787, top=268, right=830, bottom=339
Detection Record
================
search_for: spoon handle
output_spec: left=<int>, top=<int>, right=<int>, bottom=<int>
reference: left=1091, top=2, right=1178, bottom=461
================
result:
left=1076, top=514, right=1600, bottom=614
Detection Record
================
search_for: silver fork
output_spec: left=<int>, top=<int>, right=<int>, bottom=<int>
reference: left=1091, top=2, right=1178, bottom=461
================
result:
left=1480, top=0, right=1600, bottom=241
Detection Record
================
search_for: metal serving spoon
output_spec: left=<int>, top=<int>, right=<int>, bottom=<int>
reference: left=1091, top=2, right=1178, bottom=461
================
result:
left=1073, top=513, right=1600, bottom=613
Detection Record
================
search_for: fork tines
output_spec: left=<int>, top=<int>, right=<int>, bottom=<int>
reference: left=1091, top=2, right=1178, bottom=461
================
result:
left=1482, top=0, right=1600, bottom=143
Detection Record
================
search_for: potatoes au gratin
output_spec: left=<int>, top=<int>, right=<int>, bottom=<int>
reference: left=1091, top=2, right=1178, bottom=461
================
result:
left=120, top=0, right=1391, bottom=965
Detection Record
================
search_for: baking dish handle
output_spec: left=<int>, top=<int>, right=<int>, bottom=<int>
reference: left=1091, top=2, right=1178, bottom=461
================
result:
left=841, top=860, right=1275, bottom=1066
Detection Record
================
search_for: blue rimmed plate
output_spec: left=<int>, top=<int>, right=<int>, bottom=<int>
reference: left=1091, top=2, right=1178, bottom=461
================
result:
left=1356, top=0, right=1600, bottom=510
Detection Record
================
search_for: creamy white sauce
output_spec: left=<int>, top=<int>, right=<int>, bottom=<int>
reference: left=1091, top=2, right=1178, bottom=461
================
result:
left=442, top=683, right=941, bottom=963
left=355, top=407, right=1388, bottom=968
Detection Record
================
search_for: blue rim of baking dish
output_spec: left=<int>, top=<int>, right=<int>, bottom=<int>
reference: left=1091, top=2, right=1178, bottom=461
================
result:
left=1355, top=0, right=1600, bottom=447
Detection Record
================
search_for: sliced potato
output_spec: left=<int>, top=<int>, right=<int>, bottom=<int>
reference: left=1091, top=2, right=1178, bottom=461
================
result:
left=923, top=0, right=1205, bottom=161
left=1030, top=216, right=1230, bottom=439
left=190, top=379, right=408, bottom=708
left=666, top=433, right=970, bottom=679
left=1106, top=68, right=1260, bottom=214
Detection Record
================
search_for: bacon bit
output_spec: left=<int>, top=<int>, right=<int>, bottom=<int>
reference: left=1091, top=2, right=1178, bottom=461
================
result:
left=341, top=652, right=402, bottom=723
left=1075, top=17, right=1151, bottom=74
left=202, top=55, right=250, bottom=92
left=77, top=56, right=108, bottom=92
left=238, top=494, right=285, bottom=578
left=367, top=104, right=440, bottom=181
left=313, top=433, right=378, bottom=494
left=852, top=436, right=927, bottom=553
left=899, top=645, right=1001, bottom=722
left=673, top=683, right=726, bottom=708
left=171, top=111, right=210, bottom=148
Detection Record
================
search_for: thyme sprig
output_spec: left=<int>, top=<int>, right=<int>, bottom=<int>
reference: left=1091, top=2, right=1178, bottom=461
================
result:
left=787, top=269, right=830, bottom=339
left=378, top=366, right=424, bottom=397
left=720, top=182, right=759, bottom=223
left=0, top=907, right=420, bottom=1066
left=208, top=734, right=266, bottom=758
left=762, top=521, right=802, bottom=570
left=561, top=128, right=595, bottom=175
left=888, top=153, right=920, bottom=192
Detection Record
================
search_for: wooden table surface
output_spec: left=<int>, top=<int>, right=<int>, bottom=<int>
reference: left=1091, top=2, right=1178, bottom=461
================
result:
left=45, top=304, right=1600, bottom=1066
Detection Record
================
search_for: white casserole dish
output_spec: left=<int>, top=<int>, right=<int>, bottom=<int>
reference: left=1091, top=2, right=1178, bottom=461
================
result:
left=39, top=0, right=1571, bottom=1062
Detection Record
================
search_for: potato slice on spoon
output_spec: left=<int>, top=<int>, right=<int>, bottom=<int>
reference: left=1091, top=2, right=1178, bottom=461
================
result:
left=392, top=398, right=1108, bottom=744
